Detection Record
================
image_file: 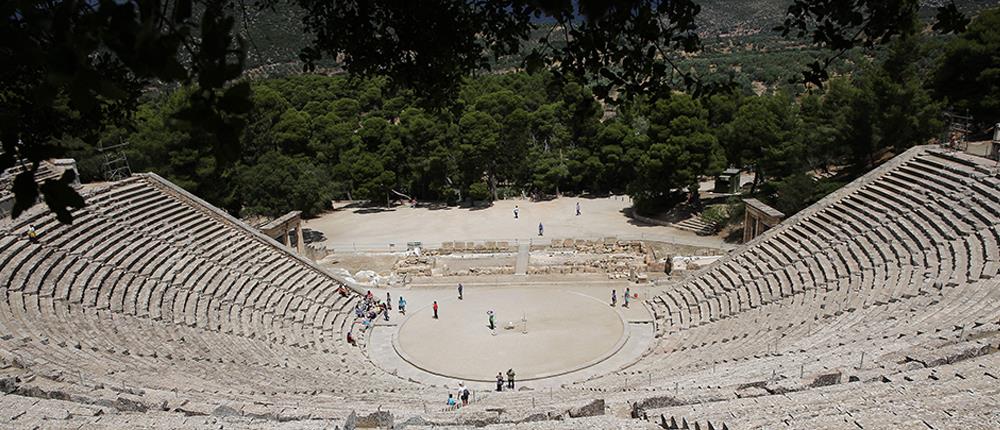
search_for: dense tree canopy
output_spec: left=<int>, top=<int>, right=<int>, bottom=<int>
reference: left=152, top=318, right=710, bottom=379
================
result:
left=116, top=26, right=953, bottom=219
left=934, top=8, right=1000, bottom=127
left=0, top=0, right=982, bottom=223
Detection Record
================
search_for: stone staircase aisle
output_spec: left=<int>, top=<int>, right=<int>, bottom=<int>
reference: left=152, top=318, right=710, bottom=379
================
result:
left=515, top=243, right=530, bottom=275
left=672, top=214, right=718, bottom=235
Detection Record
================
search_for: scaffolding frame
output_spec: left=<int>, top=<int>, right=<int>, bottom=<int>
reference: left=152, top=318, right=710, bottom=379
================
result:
left=98, top=139, right=132, bottom=182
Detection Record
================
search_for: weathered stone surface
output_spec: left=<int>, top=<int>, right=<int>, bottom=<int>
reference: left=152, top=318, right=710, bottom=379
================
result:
left=0, top=376, right=18, bottom=394
left=344, top=411, right=357, bottom=430
left=212, top=405, right=241, bottom=417
left=396, top=415, right=428, bottom=428
left=355, top=410, right=393, bottom=428
left=568, top=398, right=604, bottom=418
left=810, top=372, right=842, bottom=388
left=519, top=412, right=549, bottom=423
left=47, top=408, right=71, bottom=420
left=634, top=395, right=685, bottom=413
left=113, top=396, right=149, bottom=412
left=276, top=409, right=310, bottom=422
left=458, top=417, right=500, bottom=427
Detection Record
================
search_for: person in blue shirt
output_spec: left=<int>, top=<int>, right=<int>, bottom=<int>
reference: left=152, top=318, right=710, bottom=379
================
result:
left=398, top=296, right=407, bottom=314
left=447, top=394, right=456, bottom=406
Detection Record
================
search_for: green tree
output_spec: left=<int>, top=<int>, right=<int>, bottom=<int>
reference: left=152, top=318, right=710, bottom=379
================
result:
left=271, top=109, right=312, bottom=154
left=342, top=148, right=396, bottom=204
left=726, top=95, right=805, bottom=193
left=630, top=94, right=725, bottom=213
left=236, top=151, right=330, bottom=217
left=309, top=113, right=356, bottom=164
left=934, top=7, right=1000, bottom=127
left=128, top=88, right=241, bottom=213
left=531, top=150, right=570, bottom=195
left=245, top=86, right=293, bottom=159
left=866, top=37, right=944, bottom=153
left=458, top=111, right=501, bottom=201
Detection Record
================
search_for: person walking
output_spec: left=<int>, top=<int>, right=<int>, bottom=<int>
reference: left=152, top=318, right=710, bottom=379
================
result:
left=623, top=290, right=630, bottom=308
left=459, top=382, right=470, bottom=406
left=433, top=301, right=439, bottom=319
left=488, top=311, right=496, bottom=330
left=386, top=292, right=392, bottom=310
left=458, top=283, right=464, bottom=300
left=398, top=296, right=406, bottom=314
left=513, top=205, right=519, bottom=219
left=576, top=201, right=581, bottom=216
left=538, top=222, right=544, bottom=236
left=447, top=393, right=456, bottom=406
left=496, top=372, right=504, bottom=392
left=611, top=289, right=617, bottom=307
left=506, top=368, right=515, bottom=390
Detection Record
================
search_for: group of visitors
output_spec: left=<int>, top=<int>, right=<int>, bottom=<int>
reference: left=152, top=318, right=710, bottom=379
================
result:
left=348, top=290, right=411, bottom=345
left=496, top=368, right=516, bottom=391
left=512, top=201, right=583, bottom=237
left=354, top=290, right=392, bottom=328
left=611, top=287, right=631, bottom=307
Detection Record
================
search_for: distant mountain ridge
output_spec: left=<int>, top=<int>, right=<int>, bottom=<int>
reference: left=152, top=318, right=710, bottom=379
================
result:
left=238, top=1, right=997, bottom=71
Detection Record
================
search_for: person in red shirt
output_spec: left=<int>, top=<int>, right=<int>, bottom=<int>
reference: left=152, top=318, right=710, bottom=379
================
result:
left=433, top=301, right=439, bottom=319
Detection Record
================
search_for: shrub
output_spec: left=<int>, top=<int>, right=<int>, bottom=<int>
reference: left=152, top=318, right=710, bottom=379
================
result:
left=468, top=182, right=491, bottom=202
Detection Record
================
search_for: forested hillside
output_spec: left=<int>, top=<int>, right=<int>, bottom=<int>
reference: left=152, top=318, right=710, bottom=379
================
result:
left=86, top=16, right=981, bottom=219
left=238, top=0, right=998, bottom=70
left=68, top=5, right=1000, bottom=221
left=10, top=0, right=998, bottom=227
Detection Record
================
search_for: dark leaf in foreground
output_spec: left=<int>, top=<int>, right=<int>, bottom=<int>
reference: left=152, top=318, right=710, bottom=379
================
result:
left=39, top=170, right=85, bottom=224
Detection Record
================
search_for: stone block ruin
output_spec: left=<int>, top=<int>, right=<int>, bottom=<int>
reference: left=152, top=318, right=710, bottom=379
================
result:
left=335, top=236, right=724, bottom=284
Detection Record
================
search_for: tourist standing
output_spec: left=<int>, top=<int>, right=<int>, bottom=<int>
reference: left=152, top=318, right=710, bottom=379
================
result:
left=576, top=201, right=581, bottom=216
left=398, top=296, right=406, bottom=314
left=489, top=311, right=496, bottom=330
left=611, top=289, right=617, bottom=307
left=624, top=287, right=630, bottom=308
left=433, top=301, right=439, bottom=319
left=458, top=283, right=464, bottom=300
left=506, top=368, right=515, bottom=390
left=538, top=222, right=544, bottom=236
left=447, top=394, right=456, bottom=406
left=458, top=382, right=470, bottom=406
left=386, top=292, right=392, bottom=310
left=513, top=205, right=519, bottom=219
left=496, top=372, right=504, bottom=391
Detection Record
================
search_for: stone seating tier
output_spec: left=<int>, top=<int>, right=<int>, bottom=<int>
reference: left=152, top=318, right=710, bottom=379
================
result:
left=0, top=174, right=431, bottom=421
left=1, top=146, right=998, bottom=428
